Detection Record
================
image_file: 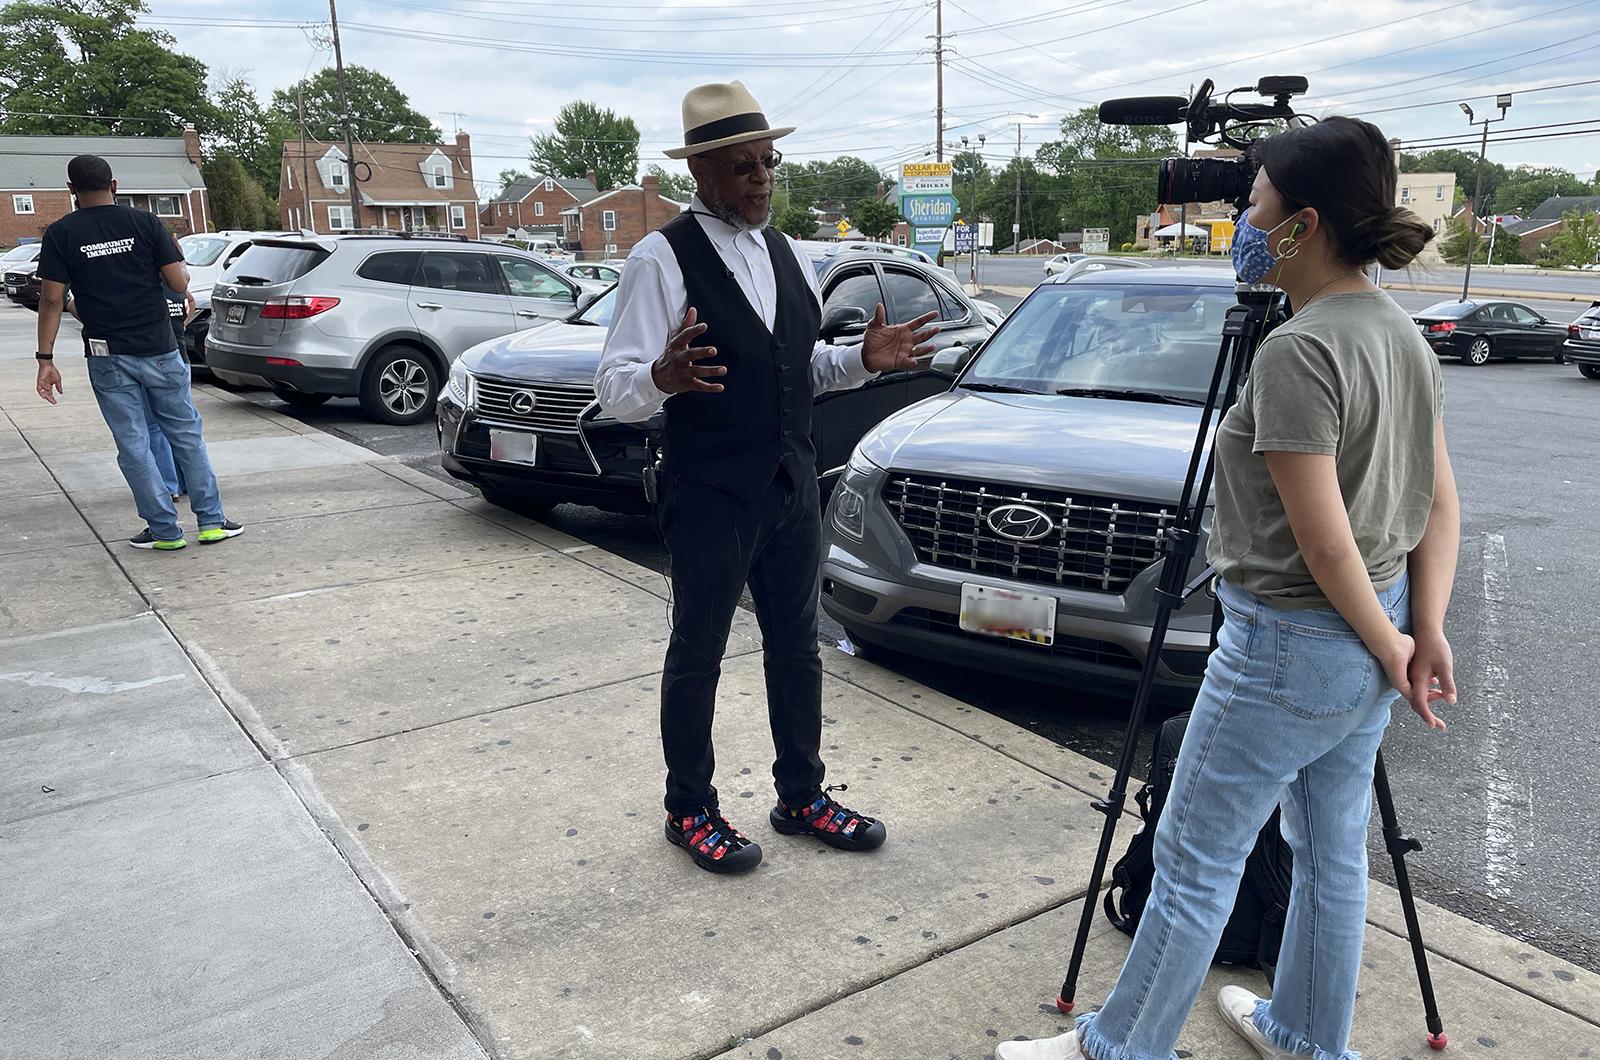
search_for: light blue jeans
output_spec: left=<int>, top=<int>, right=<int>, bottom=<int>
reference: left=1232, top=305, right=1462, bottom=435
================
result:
left=145, top=397, right=185, bottom=498
left=1077, top=574, right=1410, bottom=1060
left=86, top=349, right=224, bottom=542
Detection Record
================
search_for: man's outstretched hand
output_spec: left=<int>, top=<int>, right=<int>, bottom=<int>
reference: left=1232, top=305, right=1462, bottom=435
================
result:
left=651, top=307, right=726, bottom=395
left=860, top=304, right=940, bottom=374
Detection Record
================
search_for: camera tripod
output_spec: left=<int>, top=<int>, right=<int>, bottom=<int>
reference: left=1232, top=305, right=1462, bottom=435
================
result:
left=1051, top=286, right=1449, bottom=1052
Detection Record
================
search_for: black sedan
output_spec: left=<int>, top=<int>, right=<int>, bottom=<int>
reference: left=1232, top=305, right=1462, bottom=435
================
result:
left=1412, top=299, right=1569, bottom=365
left=4, top=258, right=41, bottom=309
left=438, top=254, right=995, bottom=516
left=1566, top=301, right=1600, bottom=380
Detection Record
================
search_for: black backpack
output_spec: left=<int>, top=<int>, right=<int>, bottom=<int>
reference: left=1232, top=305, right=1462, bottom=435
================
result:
left=1103, top=711, right=1295, bottom=981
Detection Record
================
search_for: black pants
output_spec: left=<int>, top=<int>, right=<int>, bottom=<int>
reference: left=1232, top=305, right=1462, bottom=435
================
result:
left=658, top=467, right=825, bottom=814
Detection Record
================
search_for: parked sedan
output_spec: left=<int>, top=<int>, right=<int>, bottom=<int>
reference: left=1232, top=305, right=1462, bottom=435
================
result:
left=1566, top=301, right=1600, bottom=380
left=4, top=256, right=41, bottom=308
left=1043, top=252, right=1087, bottom=275
left=557, top=261, right=622, bottom=285
left=438, top=254, right=996, bottom=516
left=821, top=267, right=1243, bottom=693
left=1412, top=299, right=1569, bottom=365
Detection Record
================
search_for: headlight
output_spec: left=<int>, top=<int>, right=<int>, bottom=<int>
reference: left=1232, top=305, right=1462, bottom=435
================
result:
left=833, top=482, right=866, bottom=540
left=447, top=360, right=474, bottom=405
left=845, top=448, right=882, bottom=481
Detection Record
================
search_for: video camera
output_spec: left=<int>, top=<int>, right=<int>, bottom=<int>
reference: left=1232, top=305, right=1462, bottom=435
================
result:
left=1098, top=77, right=1309, bottom=211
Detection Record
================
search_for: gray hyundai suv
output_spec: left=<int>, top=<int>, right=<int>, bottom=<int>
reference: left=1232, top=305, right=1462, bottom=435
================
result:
left=822, top=267, right=1243, bottom=694
left=205, top=234, right=598, bottom=424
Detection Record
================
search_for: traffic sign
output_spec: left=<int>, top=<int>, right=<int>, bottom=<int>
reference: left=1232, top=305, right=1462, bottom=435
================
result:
left=835, top=219, right=851, bottom=236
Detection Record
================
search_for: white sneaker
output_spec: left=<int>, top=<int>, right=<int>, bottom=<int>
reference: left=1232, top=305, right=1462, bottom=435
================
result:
left=994, top=1030, right=1089, bottom=1060
left=1217, top=985, right=1299, bottom=1060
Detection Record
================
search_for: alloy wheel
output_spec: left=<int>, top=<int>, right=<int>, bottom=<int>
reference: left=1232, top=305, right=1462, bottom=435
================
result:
left=378, top=358, right=430, bottom=415
left=1468, top=339, right=1491, bottom=366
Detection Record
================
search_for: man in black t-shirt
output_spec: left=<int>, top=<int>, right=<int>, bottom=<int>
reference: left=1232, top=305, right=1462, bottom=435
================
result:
left=33, top=154, right=241, bottom=551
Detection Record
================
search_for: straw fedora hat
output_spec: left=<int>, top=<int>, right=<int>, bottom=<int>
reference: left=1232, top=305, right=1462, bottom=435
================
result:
left=664, top=81, right=795, bottom=160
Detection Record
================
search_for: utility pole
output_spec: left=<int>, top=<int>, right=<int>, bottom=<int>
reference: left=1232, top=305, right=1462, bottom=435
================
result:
left=934, top=0, right=944, bottom=162
left=1013, top=122, right=1022, bottom=253
left=298, top=87, right=313, bottom=232
left=328, top=0, right=362, bottom=230
left=1460, top=93, right=1511, bottom=301
left=1177, top=82, right=1192, bottom=258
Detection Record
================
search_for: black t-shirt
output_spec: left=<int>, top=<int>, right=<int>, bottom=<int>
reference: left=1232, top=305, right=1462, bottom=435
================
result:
left=164, top=285, right=187, bottom=350
left=38, top=204, right=184, bottom=357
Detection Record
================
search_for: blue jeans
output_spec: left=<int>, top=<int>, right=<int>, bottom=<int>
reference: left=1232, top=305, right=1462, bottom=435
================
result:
left=1077, top=574, right=1411, bottom=1060
left=86, top=350, right=224, bottom=542
left=145, top=397, right=185, bottom=498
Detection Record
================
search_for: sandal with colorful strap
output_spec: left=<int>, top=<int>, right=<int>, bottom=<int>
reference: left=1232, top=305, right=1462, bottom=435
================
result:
left=665, top=807, right=764, bottom=874
left=770, top=784, right=887, bottom=852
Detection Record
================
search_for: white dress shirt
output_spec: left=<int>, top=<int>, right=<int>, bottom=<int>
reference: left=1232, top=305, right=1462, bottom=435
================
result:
left=594, top=196, right=876, bottom=422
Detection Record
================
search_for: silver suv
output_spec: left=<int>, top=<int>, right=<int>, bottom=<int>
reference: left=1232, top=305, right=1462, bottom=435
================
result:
left=205, top=234, right=598, bottom=424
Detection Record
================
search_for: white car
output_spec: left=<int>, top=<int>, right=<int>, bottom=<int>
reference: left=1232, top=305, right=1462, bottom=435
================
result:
left=799, top=239, right=959, bottom=281
left=1056, top=256, right=1155, bottom=283
left=557, top=261, right=622, bottom=286
left=179, top=230, right=291, bottom=291
left=1043, top=253, right=1088, bottom=275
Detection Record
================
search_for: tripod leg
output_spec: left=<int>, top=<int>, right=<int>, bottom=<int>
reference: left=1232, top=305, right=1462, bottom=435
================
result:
left=1373, top=751, right=1448, bottom=1051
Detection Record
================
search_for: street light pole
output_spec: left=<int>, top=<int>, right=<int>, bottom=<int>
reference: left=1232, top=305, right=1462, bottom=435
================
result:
left=934, top=0, right=944, bottom=163
left=1459, top=93, right=1510, bottom=302
left=328, top=0, right=362, bottom=230
left=1013, top=122, right=1022, bottom=253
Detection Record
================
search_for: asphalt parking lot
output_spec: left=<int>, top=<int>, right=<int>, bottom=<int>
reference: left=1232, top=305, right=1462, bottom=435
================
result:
left=9, top=275, right=1598, bottom=973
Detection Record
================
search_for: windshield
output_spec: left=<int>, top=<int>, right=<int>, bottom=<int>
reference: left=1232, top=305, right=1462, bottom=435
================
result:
left=2, top=243, right=40, bottom=263
left=574, top=286, right=617, bottom=326
left=961, top=282, right=1238, bottom=400
left=1416, top=300, right=1479, bottom=318
left=182, top=236, right=231, bottom=266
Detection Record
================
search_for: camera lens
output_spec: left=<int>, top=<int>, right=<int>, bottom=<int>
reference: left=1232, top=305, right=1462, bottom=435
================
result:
left=1156, top=156, right=1250, bottom=206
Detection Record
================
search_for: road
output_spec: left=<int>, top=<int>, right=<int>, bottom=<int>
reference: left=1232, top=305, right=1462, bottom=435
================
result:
left=10, top=281, right=1597, bottom=973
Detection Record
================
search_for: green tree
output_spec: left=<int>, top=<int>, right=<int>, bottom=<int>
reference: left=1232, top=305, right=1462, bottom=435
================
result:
left=209, top=76, right=283, bottom=192
left=1035, top=108, right=1177, bottom=246
left=529, top=101, right=639, bottom=191
left=1400, top=149, right=1507, bottom=213
left=644, top=163, right=695, bottom=202
left=496, top=168, right=530, bottom=190
left=1437, top=213, right=1527, bottom=265
left=847, top=197, right=902, bottom=241
left=202, top=153, right=277, bottom=230
left=1494, top=165, right=1593, bottom=215
left=775, top=203, right=817, bottom=240
left=0, top=0, right=215, bottom=136
left=269, top=66, right=440, bottom=146
left=778, top=156, right=887, bottom=210
left=1537, top=209, right=1600, bottom=268
left=951, top=149, right=991, bottom=221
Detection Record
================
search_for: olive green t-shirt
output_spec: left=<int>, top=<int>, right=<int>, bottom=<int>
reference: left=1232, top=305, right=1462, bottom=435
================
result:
left=1207, top=290, right=1443, bottom=610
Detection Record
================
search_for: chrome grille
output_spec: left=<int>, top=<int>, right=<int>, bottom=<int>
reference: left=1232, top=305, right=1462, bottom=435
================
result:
left=473, top=377, right=594, bottom=432
left=884, top=473, right=1176, bottom=594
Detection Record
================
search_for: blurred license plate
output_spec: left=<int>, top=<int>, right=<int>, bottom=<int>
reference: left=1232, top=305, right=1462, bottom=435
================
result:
left=224, top=303, right=245, bottom=324
left=490, top=429, right=537, bottom=466
left=959, top=584, right=1056, bottom=646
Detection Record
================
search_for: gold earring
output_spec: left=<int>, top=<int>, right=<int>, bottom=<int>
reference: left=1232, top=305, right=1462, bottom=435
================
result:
left=1276, top=235, right=1301, bottom=260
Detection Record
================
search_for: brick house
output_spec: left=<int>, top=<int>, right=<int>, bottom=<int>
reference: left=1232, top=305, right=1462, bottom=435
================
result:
left=1, top=126, right=209, bottom=247
left=278, top=133, right=479, bottom=236
left=561, top=175, right=686, bottom=257
left=1470, top=194, right=1600, bottom=262
left=479, top=171, right=600, bottom=240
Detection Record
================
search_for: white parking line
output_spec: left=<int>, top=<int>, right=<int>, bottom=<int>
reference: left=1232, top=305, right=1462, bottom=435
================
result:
left=1478, top=532, right=1522, bottom=900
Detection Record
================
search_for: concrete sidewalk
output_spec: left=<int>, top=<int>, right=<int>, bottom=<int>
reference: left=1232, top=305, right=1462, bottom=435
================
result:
left=2, top=336, right=1597, bottom=1059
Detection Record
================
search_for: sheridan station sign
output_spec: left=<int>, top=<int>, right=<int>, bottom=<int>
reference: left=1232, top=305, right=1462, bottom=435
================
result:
left=899, top=162, right=957, bottom=260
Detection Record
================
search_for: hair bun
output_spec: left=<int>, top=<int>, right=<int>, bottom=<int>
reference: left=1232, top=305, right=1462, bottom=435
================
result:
left=1354, top=206, right=1434, bottom=271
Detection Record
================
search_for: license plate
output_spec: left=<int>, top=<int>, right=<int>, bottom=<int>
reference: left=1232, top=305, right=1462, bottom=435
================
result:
left=959, top=584, right=1056, bottom=646
left=5, top=285, right=18, bottom=294
left=225, top=303, right=246, bottom=325
left=489, top=428, right=538, bottom=466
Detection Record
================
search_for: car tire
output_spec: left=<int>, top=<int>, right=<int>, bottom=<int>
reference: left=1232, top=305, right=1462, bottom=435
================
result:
left=1462, top=337, right=1492, bottom=366
left=1580, top=364, right=1600, bottom=380
left=359, top=345, right=439, bottom=425
left=271, top=386, right=333, bottom=408
left=480, top=484, right=560, bottom=518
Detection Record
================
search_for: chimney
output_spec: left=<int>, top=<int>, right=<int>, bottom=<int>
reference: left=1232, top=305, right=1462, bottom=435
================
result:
left=455, top=130, right=472, bottom=174
left=585, top=168, right=598, bottom=190
left=642, top=174, right=659, bottom=194
left=182, top=123, right=203, bottom=167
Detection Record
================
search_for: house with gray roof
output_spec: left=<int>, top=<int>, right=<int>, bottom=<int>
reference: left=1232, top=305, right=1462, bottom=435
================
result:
left=479, top=170, right=602, bottom=244
left=1, top=126, right=208, bottom=247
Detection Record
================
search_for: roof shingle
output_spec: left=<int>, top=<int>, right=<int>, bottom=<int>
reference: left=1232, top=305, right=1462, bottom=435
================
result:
left=0, top=134, right=203, bottom=192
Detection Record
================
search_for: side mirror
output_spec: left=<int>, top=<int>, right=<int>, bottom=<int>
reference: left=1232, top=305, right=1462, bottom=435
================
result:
left=820, top=304, right=869, bottom=339
left=574, top=289, right=597, bottom=311
left=930, top=344, right=975, bottom=376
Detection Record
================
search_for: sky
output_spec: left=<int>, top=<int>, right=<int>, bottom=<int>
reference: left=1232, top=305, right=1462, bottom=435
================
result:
left=142, top=0, right=1600, bottom=195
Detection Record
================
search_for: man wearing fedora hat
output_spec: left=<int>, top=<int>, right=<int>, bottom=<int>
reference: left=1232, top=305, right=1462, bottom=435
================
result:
left=596, top=81, right=939, bottom=875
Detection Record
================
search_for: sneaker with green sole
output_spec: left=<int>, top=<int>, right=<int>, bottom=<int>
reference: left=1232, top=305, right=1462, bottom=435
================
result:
left=197, top=519, right=244, bottom=544
left=129, top=529, right=186, bottom=551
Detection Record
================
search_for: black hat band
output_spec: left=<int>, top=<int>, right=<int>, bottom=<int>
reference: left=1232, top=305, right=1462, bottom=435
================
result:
left=684, top=111, right=771, bottom=147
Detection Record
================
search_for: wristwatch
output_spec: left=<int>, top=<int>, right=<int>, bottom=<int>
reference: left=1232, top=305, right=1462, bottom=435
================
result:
left=34, top=352, right=53, bottom=362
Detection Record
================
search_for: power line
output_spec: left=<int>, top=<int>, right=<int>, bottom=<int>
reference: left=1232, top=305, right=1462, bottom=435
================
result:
left=1331, top=31, right=1600, bottom=107
left=1357, top=77, right=1600, bottom=118
left=361, top=0, right=911, bottom=32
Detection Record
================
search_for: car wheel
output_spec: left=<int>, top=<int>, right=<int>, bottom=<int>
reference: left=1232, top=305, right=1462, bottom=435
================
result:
left=1462, top=337, right=1492, bottom=366
left=271, top=386, right=333, bottom=408
left=1580, top=364, right=1600, bottom=380
left=360, top=345, right=438, bottom=425
left=480, top=484, right=559, bottom=518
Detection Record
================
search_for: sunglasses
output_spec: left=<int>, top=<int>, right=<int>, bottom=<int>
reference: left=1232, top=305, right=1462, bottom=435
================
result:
left=706, top=150, right=783, bottom=177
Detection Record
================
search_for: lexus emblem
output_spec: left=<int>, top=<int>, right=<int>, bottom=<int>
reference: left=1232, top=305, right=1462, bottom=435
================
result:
left=986, top=503, right=1055, bottom=542
left=508, top=390, right=538, bottom=415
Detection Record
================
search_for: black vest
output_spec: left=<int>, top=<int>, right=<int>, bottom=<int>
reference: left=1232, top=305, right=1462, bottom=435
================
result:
left=659, top=214, right=822, bottom=500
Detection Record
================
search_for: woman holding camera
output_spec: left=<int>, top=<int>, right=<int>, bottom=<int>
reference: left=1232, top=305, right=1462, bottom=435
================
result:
left=999, top=116, right=1460, bottom=1060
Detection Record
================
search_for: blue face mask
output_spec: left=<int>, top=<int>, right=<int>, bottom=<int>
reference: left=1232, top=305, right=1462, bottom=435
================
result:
left=1231, top=208, right=1300, bottom=284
